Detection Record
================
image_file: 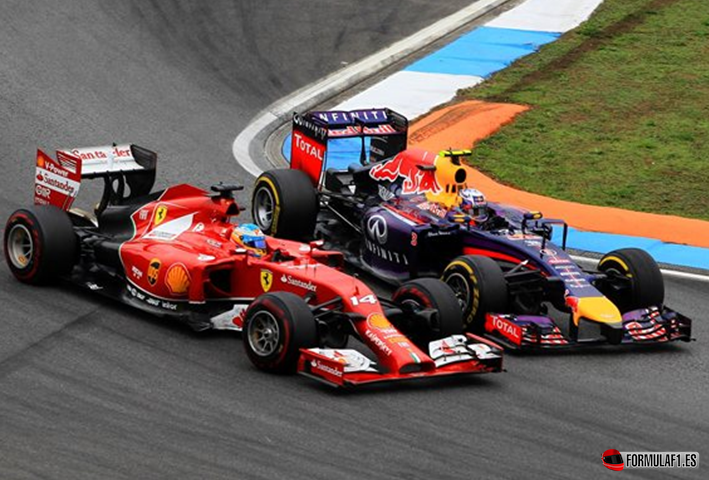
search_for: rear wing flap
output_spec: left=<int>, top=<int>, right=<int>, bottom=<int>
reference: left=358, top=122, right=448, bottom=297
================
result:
left=61, top=144, right=157, bottom=179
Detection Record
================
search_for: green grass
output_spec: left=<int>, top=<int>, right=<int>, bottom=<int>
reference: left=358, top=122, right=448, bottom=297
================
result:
left=461, top=0, right=709, bottom=220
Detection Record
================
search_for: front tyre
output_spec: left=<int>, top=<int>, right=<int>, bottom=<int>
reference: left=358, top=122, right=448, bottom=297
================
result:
left=442, top=255, right=508, bottom=332
left=252, top=169, right=317, bottom=241
left=598, top=248, right=664, bottom=312
left=392, top=278, right=463, bottom=350
left=243, top=292, right=318, bottom=373
left=4, top=206, right=78, bottom=285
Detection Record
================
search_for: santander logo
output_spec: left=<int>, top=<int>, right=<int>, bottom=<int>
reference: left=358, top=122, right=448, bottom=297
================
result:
left=311, top=360, right=343, bottom=378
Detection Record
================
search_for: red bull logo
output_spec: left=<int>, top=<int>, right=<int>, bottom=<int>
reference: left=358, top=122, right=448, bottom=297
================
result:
left=369, top=152, right=441, bottom=195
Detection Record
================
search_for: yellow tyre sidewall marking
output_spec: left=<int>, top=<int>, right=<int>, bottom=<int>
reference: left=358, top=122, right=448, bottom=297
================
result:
left=443, top=260, right=479, bottom=324
left=258, top=176, right=281, bottom=236
left=599, top=256, right=633, bottom=278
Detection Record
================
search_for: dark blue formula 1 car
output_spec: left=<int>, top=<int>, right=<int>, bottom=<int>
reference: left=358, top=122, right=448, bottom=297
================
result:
left=251, top=108, right=692, bottom=350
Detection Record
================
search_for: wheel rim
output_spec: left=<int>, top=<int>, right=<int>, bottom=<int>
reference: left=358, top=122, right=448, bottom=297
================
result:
left=253, top=187, right=275, bottom=231
left=445, top=273, right=470, bottom=311
left=247, top=310, right=281, bottom=357
left=7, top=224, right=33, bottom=269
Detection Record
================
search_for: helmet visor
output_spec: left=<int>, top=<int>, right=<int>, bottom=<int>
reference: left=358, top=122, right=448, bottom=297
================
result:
left=242, top=234, right=266, bottom=249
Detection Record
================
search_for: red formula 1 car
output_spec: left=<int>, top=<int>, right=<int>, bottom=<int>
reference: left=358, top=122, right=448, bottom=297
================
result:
left=3, top=144, right=503, bottom=387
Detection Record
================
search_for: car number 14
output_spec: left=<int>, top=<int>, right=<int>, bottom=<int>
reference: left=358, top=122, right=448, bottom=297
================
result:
left=350, top=294, right=377, bottom=306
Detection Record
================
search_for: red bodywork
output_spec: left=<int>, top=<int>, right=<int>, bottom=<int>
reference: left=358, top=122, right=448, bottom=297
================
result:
left=118, top=184, right=502, bottom=386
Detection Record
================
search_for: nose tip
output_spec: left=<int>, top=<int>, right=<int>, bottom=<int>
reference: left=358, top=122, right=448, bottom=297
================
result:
left=572, top=296, right=622, bottom=325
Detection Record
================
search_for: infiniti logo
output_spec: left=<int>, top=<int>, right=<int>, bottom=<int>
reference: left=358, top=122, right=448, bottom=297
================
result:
left=366, top=215, right=388, bottom=245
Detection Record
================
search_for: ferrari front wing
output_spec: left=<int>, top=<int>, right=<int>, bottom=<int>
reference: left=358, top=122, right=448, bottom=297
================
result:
left=297, top=334, right=503, bottom=388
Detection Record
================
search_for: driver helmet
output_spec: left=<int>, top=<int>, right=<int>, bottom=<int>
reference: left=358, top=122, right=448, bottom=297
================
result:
left=602, top=449, right=624, bottom=471
left=231, top=223, right=267, bottom=257
left=458, top=188, right=487, bottom=218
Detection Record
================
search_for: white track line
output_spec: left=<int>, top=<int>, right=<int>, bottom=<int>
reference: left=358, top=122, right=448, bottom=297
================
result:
left=232, top=0, right=512, bottom=178
left=570, top=255, right=709, bottom=283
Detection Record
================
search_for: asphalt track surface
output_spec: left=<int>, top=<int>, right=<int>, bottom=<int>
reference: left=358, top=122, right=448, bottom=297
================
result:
left=0, top=1, right=706, bottom=479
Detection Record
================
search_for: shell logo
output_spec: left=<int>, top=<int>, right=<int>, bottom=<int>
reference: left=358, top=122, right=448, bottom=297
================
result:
left=37, top=156, right=45, bottom=168
left=367, top=313, right=392, bottom=330
left=165, top=263, right=191, bottom=296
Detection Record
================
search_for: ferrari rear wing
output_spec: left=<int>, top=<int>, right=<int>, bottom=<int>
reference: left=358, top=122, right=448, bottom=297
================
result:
left=60, top=144, right=157, bottom=179
left=291, top=108, right=408, bottom=186
left=34, top=144, right=157, bottom=213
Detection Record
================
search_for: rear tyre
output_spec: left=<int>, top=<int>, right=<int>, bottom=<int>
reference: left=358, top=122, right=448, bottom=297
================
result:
left=392, top=278, right=463, bottom=351
left=441, top=255, right=508, bottom=332
left=252, top=169, right=317, bottom=241
left=243, top=292, right=318, bottom=373
left=598, top=248, right=664, bottom=312
left=4, top=206, right=78, bottom=285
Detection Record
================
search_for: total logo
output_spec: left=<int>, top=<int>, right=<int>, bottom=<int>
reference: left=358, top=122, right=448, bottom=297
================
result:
left=280, top=274, right=317, bottom=292
left=293, top=132, right=324, bottom=161
left=490, top=315, right=521, bottom=341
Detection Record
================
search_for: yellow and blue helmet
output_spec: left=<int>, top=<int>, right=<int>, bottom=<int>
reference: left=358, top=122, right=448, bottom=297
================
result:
left=231, top=223, right=267, bottom=256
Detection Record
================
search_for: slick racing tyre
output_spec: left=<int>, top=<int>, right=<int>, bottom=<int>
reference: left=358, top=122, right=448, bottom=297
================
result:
left=598, top=248, right=664, bottom=312
left=243, top=292, right=318, bottom=373
left=442, top=255, right=508, bottom=332
left=252, top=169, right=317, bottom=241
left=4, top=205, right=78, bottom=285
left=392, top=278, right=463, bottom=350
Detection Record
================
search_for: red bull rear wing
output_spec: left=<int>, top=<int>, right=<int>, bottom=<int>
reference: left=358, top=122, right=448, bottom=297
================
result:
left=291, top=108, right=408, bottom=186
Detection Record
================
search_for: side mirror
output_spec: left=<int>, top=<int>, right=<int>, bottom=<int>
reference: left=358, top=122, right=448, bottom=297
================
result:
left=309, top=240, right=324, bottom=251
